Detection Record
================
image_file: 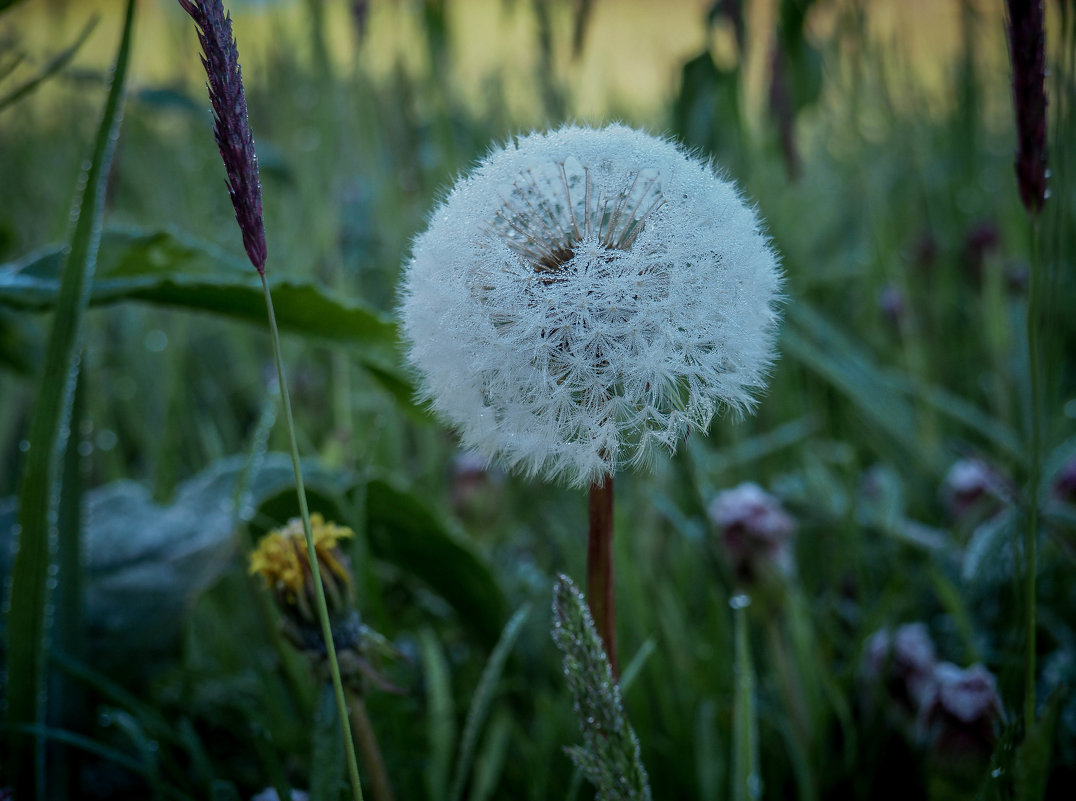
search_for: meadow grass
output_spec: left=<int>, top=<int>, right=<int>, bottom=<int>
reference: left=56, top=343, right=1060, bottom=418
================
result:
left=1, top=1, right=1074, bottom=799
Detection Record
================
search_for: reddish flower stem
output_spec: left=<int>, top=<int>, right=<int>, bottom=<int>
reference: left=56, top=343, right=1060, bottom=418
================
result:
left=587, top=475, right=618, bottom=677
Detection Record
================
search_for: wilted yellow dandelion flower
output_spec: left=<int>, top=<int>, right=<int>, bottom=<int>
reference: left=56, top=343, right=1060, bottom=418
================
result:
left=249, top=513, right=355, bottom=619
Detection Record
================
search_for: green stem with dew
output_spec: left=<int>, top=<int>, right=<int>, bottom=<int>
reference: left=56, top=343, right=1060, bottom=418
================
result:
left=261, top=276, right=365, bottom=801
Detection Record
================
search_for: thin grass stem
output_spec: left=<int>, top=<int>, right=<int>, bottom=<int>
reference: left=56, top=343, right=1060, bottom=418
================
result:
left=261, top=275, right=365, bottom=801
left=1023, top=217, right=1042, bottom=733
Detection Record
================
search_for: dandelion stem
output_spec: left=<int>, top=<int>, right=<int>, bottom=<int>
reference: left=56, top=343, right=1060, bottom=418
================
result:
left=261, top=276, right=366, bottom=801
left=586, top=475, right=617, bottom=677
left=1023, top=217, right=1041, bottom=733
left=347, top=689, right=396, bottom=801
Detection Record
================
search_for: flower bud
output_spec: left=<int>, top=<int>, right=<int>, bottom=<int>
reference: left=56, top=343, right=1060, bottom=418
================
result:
left=941, top=457, right=1008, bottom=524
left=1053, top=456, right=1076, bottom=505
left=922, top=662, right=1003, bottom=765
left=249, top=512, right=356, bottom=634
left=708, top=482, right=795, bottom=585
left=861, top=623, right=937, bottom=715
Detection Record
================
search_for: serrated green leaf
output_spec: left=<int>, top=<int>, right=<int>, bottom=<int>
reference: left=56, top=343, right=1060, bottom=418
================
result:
left=0, top=227, right=397, bottom=349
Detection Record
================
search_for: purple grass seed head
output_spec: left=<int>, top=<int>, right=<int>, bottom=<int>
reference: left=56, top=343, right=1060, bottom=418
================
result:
left=1006, top=0, right=1048, bottom=216
left=179, top=0, right=268, bottom=274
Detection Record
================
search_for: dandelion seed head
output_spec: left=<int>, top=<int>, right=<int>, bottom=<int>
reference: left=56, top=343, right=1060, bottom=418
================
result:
left=401, top=124, right=783, bottom=487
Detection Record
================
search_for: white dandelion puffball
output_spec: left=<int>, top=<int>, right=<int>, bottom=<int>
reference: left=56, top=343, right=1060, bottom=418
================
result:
left=400, top=124, right=782, bottom=487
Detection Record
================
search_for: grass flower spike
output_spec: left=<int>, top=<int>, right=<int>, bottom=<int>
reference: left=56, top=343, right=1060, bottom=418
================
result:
left=401, top=124, right=782, bottom=488
left=179, top=0, right=267, bottom=273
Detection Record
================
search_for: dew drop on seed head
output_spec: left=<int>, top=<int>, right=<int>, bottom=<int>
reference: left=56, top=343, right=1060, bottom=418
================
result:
left=729, top=593, right=751, bottom=610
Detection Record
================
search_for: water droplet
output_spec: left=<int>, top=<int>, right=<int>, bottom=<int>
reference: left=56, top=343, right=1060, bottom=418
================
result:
left=747, top=774, right=763, bottom=799
left=992, top=768, right=1003, bottom=778
left=78, top=440, right=94, bottom=457
left=144, top=329, right=168, bottom=353
left=18, top=440, right=30, bottom=452
left=98, top=712, right=113, bottom=727
left=729, top=593, right=751, bottom=610
left=95, top=429, right=118, bottom=451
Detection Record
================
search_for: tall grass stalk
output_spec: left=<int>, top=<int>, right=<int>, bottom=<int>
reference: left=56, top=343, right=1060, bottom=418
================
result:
left=178, top=1, right=368, bottom=793
left=2, top=1, right=135, bottom=794
left=261, top=276, right=366, bottom=801
left=1006, top=0, right=1047, bottom=734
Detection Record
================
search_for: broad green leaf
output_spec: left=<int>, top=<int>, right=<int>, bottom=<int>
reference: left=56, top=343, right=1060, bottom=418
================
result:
left=4, top=1, right=134, bottom=793
left=364, top=479, right=507, bottom=646
left=0, top=227, right=397, bottom=351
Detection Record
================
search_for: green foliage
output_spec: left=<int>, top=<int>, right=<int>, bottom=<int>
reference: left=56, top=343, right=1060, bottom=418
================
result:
left=1, top=0, right=1075, bottom=798
left=3, top=2, right=135, bottom=794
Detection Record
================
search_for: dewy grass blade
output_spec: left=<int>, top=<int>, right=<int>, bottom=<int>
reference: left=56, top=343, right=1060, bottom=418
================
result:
left=731, top=601, right=760, bottom=801
left=3, top=0, right=135, bottom=794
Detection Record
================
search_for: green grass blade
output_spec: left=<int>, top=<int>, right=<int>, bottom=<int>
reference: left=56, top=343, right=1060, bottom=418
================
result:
left=731, top=602, right=760, bottom=801
left=420, top=628, right=456, bottom=801
left=49, top=372, right=87, bottom=799
left=449, top=604, right=530, bottom=801
left=0, top=15, right=98, bottom=112
left=619, top=636, right=656, bottom=695
left=466, top=708, right=512, bottom=801
left=3, top=0, right=135, bottom=794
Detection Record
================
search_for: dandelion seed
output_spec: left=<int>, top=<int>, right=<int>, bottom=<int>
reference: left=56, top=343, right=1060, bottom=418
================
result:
left=400, top=124, right=782, bottom=488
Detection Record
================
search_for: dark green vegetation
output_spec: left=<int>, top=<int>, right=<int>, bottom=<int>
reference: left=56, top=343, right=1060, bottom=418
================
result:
left=1, top=1, right=1075, bottom=799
